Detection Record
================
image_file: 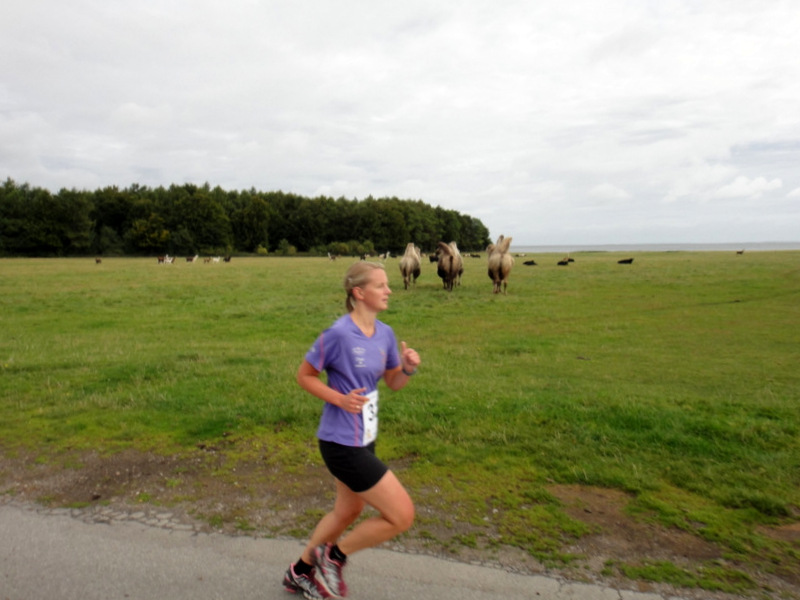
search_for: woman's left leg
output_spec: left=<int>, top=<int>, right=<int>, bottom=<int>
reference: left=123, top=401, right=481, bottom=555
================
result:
left=300, top=478, right=364, bottom=564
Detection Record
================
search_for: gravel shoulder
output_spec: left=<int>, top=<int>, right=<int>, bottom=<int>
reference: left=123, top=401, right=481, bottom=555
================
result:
left=2, top=447, right=797, bottom=600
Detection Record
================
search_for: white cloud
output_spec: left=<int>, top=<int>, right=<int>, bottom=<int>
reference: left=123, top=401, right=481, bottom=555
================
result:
left=1, top=0, right=800, bottom=244
left=109, top=103, right=172, bottom=130
left=714, top=176, right=783, bottom=199
left=590, top=183, right=631, bottom=201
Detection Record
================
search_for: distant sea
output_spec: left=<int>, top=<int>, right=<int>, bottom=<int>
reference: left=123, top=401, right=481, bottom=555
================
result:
left=513, top=241, right=800, bottom=254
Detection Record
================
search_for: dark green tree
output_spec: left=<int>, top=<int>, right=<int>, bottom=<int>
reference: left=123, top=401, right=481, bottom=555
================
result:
left=230, top=192, right=270, bottom=252
left=0, top=180, right=492, bottom=257
left=0, top=178, right=29, bottom=255
left=90, top=185, right=134, bottom=255
left=53, top=188, right=93, bottom=255
left=125, top=213, right=170, bottom=253
left=435, top=206, right=463, bottom=246
left=165, top=183, right=232, bottom=254
left=0, top=181, right=91, bottom=256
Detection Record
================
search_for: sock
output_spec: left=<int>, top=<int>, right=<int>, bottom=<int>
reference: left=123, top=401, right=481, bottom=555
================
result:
left=330, top=544, right=347, bottom=563
left=294, top=558, right=313, bottom=576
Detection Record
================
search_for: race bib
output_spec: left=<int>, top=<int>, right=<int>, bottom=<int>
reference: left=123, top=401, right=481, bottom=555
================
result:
left=362, top=390, right=379, bottom=446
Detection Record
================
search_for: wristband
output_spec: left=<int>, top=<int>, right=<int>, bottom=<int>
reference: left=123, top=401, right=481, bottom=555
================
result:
left=402, top=367, right=417, bottom=376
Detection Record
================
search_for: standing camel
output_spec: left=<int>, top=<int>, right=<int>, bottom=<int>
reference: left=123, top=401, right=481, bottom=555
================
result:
left=436, top=241, right=463, bottom=292
left=487, top=235, right=514, bottom=294
left=398, top=243, right=421, bottom=290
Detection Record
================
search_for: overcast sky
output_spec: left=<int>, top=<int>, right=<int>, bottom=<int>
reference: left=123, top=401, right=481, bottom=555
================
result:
left=3, top=1, right=800, bottom=245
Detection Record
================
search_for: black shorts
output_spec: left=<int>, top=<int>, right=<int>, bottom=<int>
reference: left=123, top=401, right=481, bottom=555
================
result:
left=318, top=440, right=389, bottom=493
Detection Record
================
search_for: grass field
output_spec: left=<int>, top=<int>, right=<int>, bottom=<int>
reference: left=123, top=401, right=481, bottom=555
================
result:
left=1, top=251, right=799, bottom=596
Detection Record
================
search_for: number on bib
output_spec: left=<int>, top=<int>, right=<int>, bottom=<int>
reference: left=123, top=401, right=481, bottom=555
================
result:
left=362, top=390, right=379, bottom=446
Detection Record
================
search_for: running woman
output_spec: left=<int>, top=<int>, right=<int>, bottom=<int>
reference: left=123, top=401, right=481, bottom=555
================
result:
left=282, top=261, right=420, bottom=599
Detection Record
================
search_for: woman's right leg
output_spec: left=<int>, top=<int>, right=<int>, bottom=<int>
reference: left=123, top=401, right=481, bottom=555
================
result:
left=337, top=469, right=415, bottom=556
left=310, top=470, right=414, bottom=598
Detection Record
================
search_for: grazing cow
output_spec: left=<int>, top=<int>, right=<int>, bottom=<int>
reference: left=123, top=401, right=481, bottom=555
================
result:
left=436, top=241, right=463, bottom=292
left=617, top=258, right=634, bottom=264
left=557, top=255, right=574, bottom=266
left=487, top=235, right=514, bottom=294
left=398, top=243, right=422, bottom=290
left=736, top=249, right=745, bottom=255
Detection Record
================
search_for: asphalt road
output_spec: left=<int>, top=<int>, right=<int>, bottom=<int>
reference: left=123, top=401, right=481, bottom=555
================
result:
left=0, top=501, right=688, bottom=600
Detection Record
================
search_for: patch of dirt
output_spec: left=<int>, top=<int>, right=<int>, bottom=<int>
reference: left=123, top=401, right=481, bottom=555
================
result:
left=551, top=484, right=726, bottom=561
left=1, top=447, right=798, bottom=600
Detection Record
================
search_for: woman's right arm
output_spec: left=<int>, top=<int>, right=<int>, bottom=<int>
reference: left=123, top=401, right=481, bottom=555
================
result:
left=297, top=360, right=366, bottom=414
left=297, top=360, right=342, bottom=405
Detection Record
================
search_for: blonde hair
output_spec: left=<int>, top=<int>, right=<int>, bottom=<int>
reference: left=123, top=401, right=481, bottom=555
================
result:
left=343, top=262, right=385, bottom=312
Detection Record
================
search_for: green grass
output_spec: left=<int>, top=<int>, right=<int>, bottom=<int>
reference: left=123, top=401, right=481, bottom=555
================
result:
left=614, top=559, right=758, bottom=595
left=1, top=252, right=799, bottom=590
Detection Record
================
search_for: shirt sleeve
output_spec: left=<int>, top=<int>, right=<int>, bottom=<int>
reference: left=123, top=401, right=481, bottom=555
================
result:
left=305, top=327, right=342, bottom=373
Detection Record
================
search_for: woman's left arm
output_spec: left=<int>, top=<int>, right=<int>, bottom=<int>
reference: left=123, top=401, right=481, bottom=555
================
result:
left=385, top=341, right=421, bottom=390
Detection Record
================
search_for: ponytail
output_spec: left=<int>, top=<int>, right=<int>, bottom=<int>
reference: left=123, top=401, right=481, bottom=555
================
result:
left=343, top=262, right=385, bottom=312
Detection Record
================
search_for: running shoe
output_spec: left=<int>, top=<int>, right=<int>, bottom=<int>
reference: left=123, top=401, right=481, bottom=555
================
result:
left=312, top=543, right=348, bottom=598
left=283, top=564, right=329, bottom=600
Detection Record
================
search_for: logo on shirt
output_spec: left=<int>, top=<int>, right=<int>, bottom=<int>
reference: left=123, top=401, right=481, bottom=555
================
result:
left=352, top=346, right=366, bottom=368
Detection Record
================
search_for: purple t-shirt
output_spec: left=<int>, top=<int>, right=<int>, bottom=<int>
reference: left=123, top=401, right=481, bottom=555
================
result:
left=305, top=314, right=400, bottom=447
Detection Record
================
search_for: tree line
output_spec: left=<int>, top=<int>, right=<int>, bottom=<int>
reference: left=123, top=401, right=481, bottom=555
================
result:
left=0, top=178, right=492, bottom=258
